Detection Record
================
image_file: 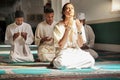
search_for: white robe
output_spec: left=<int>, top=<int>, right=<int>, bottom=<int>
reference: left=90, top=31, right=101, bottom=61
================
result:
left=53, top=21, right=95, bottom=69
left=81, top=24, right=98, bottom=59
left=5, top=22, right=34, bottom=62
left=35, top=21, right=57, bottom=61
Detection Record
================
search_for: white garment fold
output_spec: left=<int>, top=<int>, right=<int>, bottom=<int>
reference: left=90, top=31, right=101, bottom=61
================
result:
left=10, top=34, right=34, bottom=62
left=35, top=21, right=57, bottom=61
left=5, top=22, right=34, bottom=62
left=53, top=20, right=95, bottom=69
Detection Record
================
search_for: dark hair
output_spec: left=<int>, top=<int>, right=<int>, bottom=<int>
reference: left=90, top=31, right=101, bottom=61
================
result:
left=44, top=8, right=54, bottom=14
left=62, top=3, right=73, bottom=20
left=15, top=10, right=24, bottom=18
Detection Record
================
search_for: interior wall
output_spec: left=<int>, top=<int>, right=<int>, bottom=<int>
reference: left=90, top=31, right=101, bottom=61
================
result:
left=21, top=0, right=44, bottom=17
left=51, top=0, right=70, bottom=21
left=21, top=0, right=44, bottom=27
left=71, top=0, right=120, bottom=22
left=71, top=0, right=120, bottom=52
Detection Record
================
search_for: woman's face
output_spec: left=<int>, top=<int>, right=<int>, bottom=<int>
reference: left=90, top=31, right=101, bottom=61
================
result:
left=64, top=4, right=74, bottom=18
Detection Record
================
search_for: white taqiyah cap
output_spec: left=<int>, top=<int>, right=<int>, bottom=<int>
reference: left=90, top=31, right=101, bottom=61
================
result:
left=77, top=12, right=85, bottom=20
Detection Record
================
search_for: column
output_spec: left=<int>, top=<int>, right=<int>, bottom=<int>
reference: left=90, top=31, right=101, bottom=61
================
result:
left=51, top=0, right=70, bottom=22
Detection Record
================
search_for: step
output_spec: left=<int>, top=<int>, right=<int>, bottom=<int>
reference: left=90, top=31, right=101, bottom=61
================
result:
left=0, top=45, right=37, bottom=54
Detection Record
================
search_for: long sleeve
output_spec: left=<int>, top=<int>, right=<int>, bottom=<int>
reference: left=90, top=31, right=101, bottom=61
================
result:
left=25, top=25, right=34, bottom=45
left=35, top=24, right=42, bottom=46
left=5, top=26, right=14, bottom=45
left=86, top=25, right=95, bottom=48
left=54, top=24, right=64, bottom=48
left=81, top=25, right=87, bottom=43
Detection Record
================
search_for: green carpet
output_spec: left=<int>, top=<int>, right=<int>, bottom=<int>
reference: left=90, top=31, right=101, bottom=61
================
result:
left=0, top=64, right=120, bottom=75
left=0, top=70, right=6, bottom=74
left=61, top=68, right=94, bottom=73
left=0, top=47, right=120, bottom=79
left=12, top=68, right=51, bottom=74
left=96, top=64, right=120, bottom=70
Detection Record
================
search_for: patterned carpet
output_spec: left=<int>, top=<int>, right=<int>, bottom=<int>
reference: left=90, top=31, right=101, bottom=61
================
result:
left=0, top=45, right=120, bottom=80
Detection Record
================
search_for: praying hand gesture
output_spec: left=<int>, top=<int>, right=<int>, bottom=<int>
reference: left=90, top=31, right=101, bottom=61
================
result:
left=13, top=32, right=20, bottom=41
left=76, top=19, right=84, bottom=47
left=40, top=37, right=53, bottom=44
left=21, top=32, right=27, bottom=40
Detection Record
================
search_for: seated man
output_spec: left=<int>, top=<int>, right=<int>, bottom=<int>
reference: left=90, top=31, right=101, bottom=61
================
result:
left=35, top=8, right=57, bottom=62
left=77, top=12, right=99, bottom=59
left=5, top=10, right=34, bottom=62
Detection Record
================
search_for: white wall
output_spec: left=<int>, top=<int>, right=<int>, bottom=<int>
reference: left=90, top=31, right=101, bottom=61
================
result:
left=21, top=0, right=44, bottom=15
left=21, top=0, right=44, bottom=27
left=51, top=0, right=70, bottom=21
left=71, top=0, right=120, bottom=52
left=71, top=0, right=120, bottom=22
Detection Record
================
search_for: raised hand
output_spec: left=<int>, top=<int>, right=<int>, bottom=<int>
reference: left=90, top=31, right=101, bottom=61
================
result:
left=40, top=37, right=53, bottom=44
left=21, top=32, right=27, bottom=40
left=76, top=19, right=82, bottom=31
left=13, top=32, right=20, bottom=41
left=81, top=44, right=89, bottom=49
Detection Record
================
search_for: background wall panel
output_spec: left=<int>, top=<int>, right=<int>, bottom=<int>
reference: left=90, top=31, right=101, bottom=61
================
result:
left=90, top=21, right=120, bottom=44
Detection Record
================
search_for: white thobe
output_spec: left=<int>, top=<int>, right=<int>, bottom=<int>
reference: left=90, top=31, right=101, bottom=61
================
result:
left=5, top=22, right=34, bottom=62
left=35, top=21, right=57, bottom=61
left=53, top=21, right=95, bottom=69
left=81, top=24, right=98, bottom=59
